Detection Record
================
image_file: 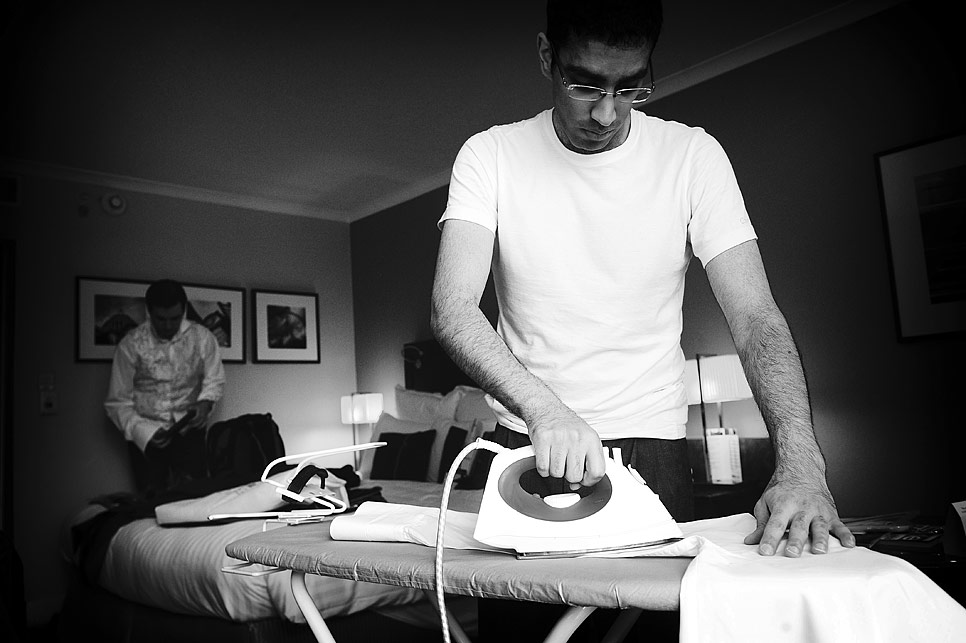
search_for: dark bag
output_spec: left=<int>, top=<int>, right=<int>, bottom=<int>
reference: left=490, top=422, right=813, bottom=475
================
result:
left=204, top=412, right=287, bottom=486
left=130, top=412, right=286, bottom=497
left=81, top=413, right=288, bottom=584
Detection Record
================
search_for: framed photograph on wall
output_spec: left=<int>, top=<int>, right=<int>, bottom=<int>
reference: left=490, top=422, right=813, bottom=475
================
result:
left=76, top=277, right=149, bottom=361
left=876, top=134, right=966, bottom=340
left=183, top=283, right=246, bottom=363
left=76, top=277, right=247, bottom=362
left=251, top=290, right=320, bottom=363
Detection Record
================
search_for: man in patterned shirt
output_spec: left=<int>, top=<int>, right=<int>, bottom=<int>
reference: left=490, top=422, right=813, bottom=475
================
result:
left=105, top=279, right=225, bottom=487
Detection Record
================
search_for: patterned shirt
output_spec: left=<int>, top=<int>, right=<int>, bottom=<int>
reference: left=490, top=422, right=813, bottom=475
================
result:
left=105, top=317, right=225, bottom=451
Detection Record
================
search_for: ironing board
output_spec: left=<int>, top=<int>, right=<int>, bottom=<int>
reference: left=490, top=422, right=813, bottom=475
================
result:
left=225, top=519, right=693, bottom=643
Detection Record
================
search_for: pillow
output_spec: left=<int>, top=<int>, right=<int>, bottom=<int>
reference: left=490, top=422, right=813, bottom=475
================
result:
left=438, top=387, right=464, bottom=419
left=437, top=424, right=471, bottom=483
left=456, top=430, right=498, bottom=490
left=429, top=417, right=475, bottom=483
left=452, top=385, right=498, bottom=426
left=359, top=413, right=433, bottom=479
left=369, top=429, right=437, bottom=481
left=394, top=385, right=462, bottom=424
left=436, top=420, right=493, bottom=484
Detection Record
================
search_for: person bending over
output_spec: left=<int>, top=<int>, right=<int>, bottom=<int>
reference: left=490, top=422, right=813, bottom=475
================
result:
left=105, top=278, right=225, bottom=488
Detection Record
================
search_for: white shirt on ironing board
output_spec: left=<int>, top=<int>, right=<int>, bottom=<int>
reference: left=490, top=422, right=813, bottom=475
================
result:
left=331, top=506, right=966, bottom=642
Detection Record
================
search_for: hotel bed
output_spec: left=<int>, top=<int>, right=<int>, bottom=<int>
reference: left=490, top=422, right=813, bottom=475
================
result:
left=61, top=478, right=484, bottom=642
left=58, top=340, right=497, bottom=642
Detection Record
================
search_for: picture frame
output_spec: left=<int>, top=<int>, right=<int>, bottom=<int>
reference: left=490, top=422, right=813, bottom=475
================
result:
left=875, top=134, right=965, bottom=340
left=251, top=290, right=320, bottom=363
left=75, top=277, right=247, bottom=362
left=76, top=277, right=149, bottom=361
left=182, top=283, right=246, bottom=363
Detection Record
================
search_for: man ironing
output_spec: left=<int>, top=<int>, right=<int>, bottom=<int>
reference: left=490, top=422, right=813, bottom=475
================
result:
left=431, top=2, right=853, bottom=633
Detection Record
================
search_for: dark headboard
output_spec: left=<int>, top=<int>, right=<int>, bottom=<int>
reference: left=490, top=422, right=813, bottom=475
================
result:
left=402, top=339, right=476, bottom=394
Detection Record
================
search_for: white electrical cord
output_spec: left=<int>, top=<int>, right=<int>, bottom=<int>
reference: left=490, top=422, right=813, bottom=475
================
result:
left=434, top=438, right=507, bottom=643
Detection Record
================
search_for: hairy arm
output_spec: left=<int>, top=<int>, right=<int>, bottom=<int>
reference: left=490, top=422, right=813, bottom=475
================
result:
left=706, top=240, right=854, bottom=556
left=430, top=220, right=605, bottom=485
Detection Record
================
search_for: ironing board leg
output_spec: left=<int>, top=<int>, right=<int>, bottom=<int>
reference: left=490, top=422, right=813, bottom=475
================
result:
left=420, top=590, right=473, bottom=643
left=600, top=607, right=643, bottom=643
left=543, top=605, right=597, bottom=643
left=290, top=571, right=337, bottom=643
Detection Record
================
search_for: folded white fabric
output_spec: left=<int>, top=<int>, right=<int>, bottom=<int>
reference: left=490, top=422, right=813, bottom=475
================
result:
left=330, top=504, right=966, bottom=642
left=679, top=515, right=966, bottom=643
left=329, top=501, right=739, bottom=557
left=329, top=501, right=503, bottom=552
left=155, top=473, right=291, bottom=525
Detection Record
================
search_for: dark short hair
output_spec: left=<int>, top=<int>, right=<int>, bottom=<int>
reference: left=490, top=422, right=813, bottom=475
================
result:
left=547, top=0, right=663, bottom=53
left=145, top=279, right=187, bottom=310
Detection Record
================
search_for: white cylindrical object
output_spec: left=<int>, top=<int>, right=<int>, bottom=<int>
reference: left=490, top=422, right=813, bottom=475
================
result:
left=698, top=355, right=752, bottom=403
left=341, top=392, right=384, bottom=424
left=706, top=427, right=742, bottom=485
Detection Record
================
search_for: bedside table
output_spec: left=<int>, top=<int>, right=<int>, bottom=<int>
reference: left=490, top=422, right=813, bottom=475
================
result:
left=851, top=515, right=966, bottom=608
left=693, top=481, right=763, bottom=519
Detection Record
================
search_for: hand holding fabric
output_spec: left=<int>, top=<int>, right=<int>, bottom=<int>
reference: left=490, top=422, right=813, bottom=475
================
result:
left=147, top=407, right=200, bottom=449
left=148, top=425, right=175, bottom=449
left=183, top=400, right=213, bottom=430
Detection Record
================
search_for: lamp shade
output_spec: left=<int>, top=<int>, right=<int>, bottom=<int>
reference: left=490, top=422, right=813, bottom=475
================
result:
left=684, top=355, right=753, bottom=405
left=340, top=392, right=383, bottom=424
left=684, top=359, right=702, bottom=405
left=694, top=354, right=753, bottom=403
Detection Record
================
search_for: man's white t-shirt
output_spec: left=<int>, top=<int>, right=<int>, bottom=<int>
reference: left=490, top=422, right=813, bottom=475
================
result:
left=439, top=109, right=757, bottom=439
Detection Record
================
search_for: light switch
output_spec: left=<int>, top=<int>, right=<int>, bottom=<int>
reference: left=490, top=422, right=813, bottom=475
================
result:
left=39, top=372, right=57, bottom=415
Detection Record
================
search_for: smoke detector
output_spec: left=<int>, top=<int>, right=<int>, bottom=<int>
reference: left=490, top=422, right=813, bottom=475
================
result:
left=101, top=193, right=127, bottom=216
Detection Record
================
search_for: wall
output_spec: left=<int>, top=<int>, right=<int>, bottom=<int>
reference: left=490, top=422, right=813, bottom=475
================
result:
left=652, top=1, right=964, bottom=517
left=3, top=176, right=358, bottom=621
left=350, top=188, right=447, bottom=418
left=350, top=188, right=498, bottom=423
left=352, top=2, right=964, bottom=521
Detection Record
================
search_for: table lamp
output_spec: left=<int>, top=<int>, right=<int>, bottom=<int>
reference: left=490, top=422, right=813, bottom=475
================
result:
left=340, top=392, right=383, bottom=469
left=684, top=354, right=753, bottom=484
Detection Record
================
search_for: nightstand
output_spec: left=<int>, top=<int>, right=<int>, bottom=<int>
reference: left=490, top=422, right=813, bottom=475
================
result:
left=852, top=515, right=966, bottom=608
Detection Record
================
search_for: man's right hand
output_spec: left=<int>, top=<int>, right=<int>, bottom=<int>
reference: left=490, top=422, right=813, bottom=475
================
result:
left=528, top=412, right=606, bottom=489
left=172, top=408, right=199, bottom=434
left=149, top=426, right=174, bottom=449
left=149, top=409, right=198, bottom=449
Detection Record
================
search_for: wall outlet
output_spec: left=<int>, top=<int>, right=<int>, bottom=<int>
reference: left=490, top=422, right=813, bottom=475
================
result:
left=40, top=390, right=58, bottom=415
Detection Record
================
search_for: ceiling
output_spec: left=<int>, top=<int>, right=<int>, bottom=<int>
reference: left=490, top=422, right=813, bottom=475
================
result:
left=3, top=0, right=902, bottom=223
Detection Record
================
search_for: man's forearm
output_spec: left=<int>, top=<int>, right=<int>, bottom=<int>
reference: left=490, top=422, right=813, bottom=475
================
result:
left=734, top=309, right=827, bottom=483
left=430, top=296, right=573, bottom=427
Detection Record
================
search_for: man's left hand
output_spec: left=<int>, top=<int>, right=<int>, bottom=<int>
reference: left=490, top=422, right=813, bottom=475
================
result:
left=181, top=400, right=213, bottom=432
left=744, top=475, right=855, bottom=557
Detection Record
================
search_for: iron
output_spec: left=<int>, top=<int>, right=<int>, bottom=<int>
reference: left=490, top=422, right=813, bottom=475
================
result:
left=473, top=444, right=683, bottom=558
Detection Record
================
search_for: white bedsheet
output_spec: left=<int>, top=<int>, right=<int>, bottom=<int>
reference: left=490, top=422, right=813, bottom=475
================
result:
left=93, top=479, right=483, bottom=624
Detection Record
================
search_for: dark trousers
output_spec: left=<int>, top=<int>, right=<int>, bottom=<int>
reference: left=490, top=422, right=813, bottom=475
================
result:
left=130, top=429, right=208, bottom=493
left=477, top=426, right=693, bottom=643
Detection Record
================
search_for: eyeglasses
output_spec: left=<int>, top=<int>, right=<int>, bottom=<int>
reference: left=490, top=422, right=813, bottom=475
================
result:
left=552, top=46, right=655, bottom=104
